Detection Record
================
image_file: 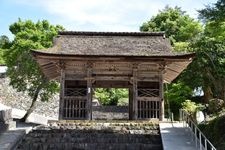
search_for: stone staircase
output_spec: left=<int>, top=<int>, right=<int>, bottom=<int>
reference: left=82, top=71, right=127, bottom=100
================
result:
left=16, top=120, right=162, bottom=150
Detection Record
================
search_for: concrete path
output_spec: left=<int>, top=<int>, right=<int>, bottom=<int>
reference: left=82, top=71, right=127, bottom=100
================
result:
left=160, top=122, right=197, bottom=150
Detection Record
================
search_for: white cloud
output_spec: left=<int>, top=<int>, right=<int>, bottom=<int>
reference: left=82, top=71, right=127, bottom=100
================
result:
left=10, top=0, right=216, bottom=31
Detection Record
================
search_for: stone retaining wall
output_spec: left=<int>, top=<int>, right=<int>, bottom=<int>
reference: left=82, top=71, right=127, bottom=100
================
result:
left=0, top=78, right=59, bottom=118
left=92, top=106, right=129, bottom=120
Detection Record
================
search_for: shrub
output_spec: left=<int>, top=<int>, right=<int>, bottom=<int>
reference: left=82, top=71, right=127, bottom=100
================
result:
left=117, top=98, right=129, bottom=106
left=165, top=82, right=193, bottom=119
left=181, top=100, right=198, bottom=114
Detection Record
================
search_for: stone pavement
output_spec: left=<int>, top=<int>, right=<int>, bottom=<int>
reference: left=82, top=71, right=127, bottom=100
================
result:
left=0, top=120, right=38, bottom=150
left=0, top=130, right=25, bottom=150
left=160, top=122, right=197, bottom=150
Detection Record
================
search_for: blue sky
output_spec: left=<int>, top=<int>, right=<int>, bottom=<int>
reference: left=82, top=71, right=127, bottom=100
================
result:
left=0, top=0, right=217, bottom=39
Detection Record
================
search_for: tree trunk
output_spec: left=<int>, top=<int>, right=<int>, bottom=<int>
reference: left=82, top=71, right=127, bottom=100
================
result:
left=203, top=86, right=213, bottom=103
left=20, top=85, right=42, bottom=122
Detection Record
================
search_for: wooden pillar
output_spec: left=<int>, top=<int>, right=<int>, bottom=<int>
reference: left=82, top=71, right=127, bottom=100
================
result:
left=59, top=62, right=65, bottom=120
left=132, top=65, right=138, bottom=120
left=129, top=87, right=133, bottom=120
left=86, top=62, right=93, bottom=120
left=159, top=69, right=164, bottom=121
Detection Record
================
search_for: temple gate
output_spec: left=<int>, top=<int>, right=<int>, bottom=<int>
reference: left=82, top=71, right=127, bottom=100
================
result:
left=32, top=31, right=194, bottom=121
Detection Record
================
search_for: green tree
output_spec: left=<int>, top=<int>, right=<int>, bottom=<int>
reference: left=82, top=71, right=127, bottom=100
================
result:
left=198, top=0, right=225, bottom=22
left=181, top=0, right=225, bottom=102
left=140, top=6, right=202, bottom=47
left=182, top=36, right=225, bottom=102
left=4, top=19, right=64, bottom=122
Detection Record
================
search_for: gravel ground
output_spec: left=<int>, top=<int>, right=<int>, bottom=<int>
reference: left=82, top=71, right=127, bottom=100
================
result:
left=0, top=78, right=59, bottom=118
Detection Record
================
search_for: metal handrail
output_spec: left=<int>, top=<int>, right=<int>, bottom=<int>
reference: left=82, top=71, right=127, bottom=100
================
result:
left=179, top=109, right=216, bottom=150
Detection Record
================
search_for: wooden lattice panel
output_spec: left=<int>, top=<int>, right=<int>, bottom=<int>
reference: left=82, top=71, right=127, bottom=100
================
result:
left=137, top=99, right=160, bottom=119
left=138, top=89, right=159, bottom=97
left=65, top=88, right=87, bottom=96
left=63, top=97, right=86, bottom=119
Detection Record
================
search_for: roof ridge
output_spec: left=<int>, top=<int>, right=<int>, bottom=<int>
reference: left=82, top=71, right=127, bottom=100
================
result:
left=58, top=31, right=165, bottom=36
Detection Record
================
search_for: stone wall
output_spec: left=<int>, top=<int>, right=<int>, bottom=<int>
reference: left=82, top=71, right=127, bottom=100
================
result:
left=0, top=78, right=59, bottom=118
left=92, top=106, right=129, bottom=120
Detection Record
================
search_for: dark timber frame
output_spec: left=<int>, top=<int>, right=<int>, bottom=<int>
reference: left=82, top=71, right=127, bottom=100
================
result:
left=32, top=31, right=195, bottom=121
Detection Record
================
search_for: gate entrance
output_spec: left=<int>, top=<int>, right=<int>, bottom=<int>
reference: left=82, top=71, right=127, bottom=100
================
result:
left=32, top=31, right=194, bottom=121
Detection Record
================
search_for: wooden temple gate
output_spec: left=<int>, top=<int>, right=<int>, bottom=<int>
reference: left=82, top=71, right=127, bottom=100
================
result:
left=32, top=31, right=194, bottom=121
left=58, top=61, right=164, bottom=120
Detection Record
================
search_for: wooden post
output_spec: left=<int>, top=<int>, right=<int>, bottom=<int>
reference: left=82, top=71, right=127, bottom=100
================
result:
left=159, top=69, right=164, bottom=121
left=86, top=62, right=93, bottom=120
left=132, top=65, right=138, bottom=120
left=129, top=87, right=133, bottom=120
left=59, top=62, right=65, bottom=120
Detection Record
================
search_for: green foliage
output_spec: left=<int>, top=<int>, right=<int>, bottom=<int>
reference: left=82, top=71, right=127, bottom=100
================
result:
left=182, top=100, right=206, bottom=115
left=95, top=88, right=128, bottom=106
left=3, top=19, right=64, bottom=121
left=200, top=115, right=225, bottom=150
left=181, top=35, right=225, bottom=101
left=0, top=49, right=4, bottom=64
left=140, top=6, right=202, bottom=44
left=198, top=0, right=225, bottom=23
left=117, top=98, right=129, bottom=106
left=165, top=82, right=193, bottom=119
left=181, top=100, right=198, bottom=114
left=173, top=42, right=189, bottom=52
left=0, top=35, right=11, bottom=64
left=208, top=98, right=224, bottom=114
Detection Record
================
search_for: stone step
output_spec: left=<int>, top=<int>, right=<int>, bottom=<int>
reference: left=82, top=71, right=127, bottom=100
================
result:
left=17, top=143, right=162, bottom=150
left=16, top=121, right=162, bottom=150
left=22, top=134, right=161, bottom=144
left=40, top=123, right=159, bottom=131
left=30, top=129, right=159, bottom=134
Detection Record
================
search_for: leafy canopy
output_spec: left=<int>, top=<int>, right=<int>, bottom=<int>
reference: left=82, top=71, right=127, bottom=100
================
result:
left=140, top=6, right=202, bottom=45
left=4, top=19, right=64, bottom=102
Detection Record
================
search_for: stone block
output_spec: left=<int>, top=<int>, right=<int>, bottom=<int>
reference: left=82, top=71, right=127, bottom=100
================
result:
left=0, top=109, right=12, bottom=123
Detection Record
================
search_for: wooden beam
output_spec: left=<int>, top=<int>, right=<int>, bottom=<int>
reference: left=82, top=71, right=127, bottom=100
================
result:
left=95, top=76, right=130, bottom=81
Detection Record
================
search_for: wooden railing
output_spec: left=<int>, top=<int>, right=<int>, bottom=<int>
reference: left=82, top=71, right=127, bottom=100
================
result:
left=179, top=109, right=216, bottom=150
